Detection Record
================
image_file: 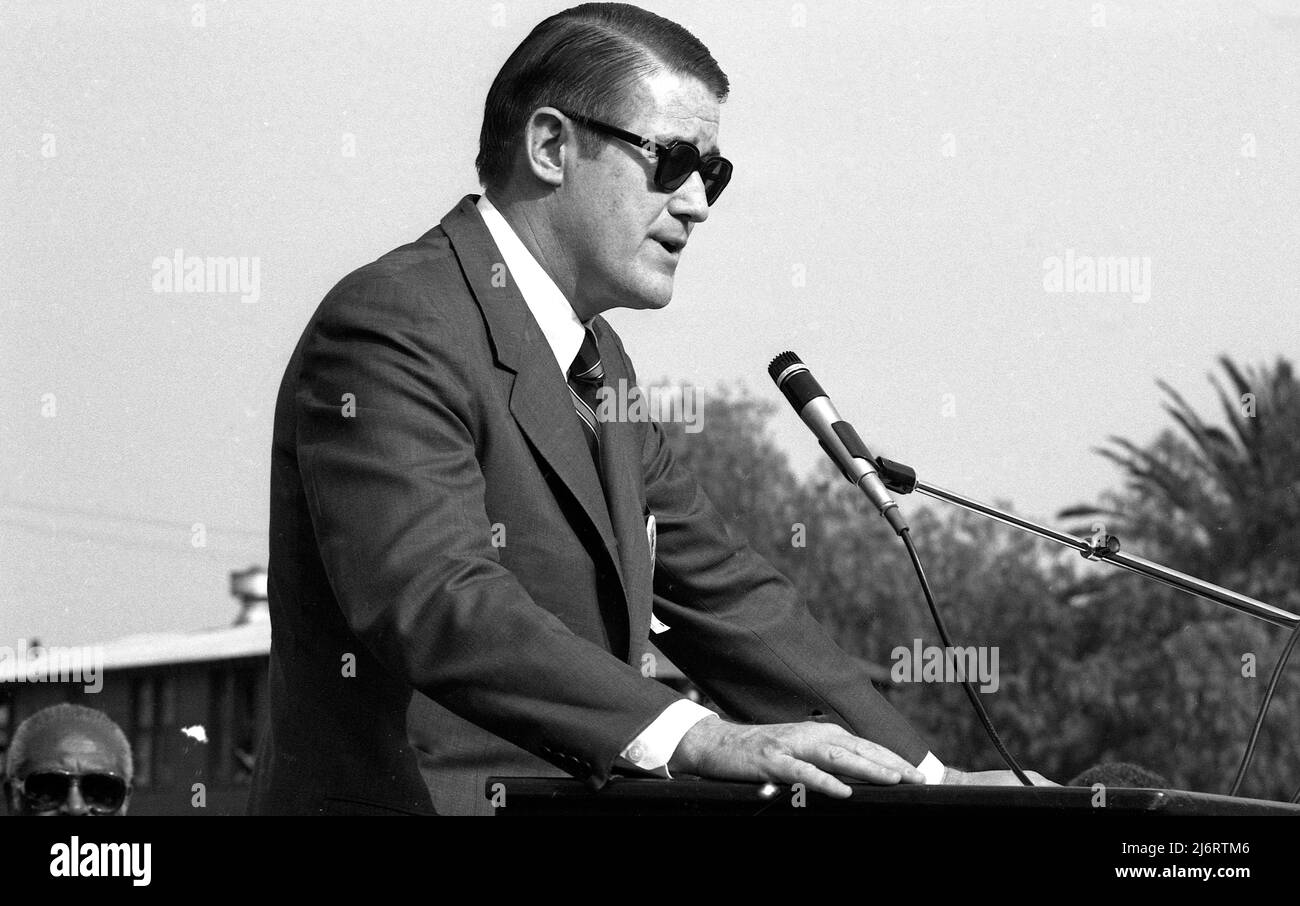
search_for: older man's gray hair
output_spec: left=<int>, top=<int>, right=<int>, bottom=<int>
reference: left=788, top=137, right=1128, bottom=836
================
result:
left=4, top=703, right=133, bottom=780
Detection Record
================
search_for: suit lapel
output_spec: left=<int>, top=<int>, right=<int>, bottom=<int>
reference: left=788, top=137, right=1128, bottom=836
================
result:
left=439, top=197, right=634, bottom=641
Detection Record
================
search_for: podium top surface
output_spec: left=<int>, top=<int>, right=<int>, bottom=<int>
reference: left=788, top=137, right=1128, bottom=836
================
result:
left=485, top=776, right=1300, bottom=816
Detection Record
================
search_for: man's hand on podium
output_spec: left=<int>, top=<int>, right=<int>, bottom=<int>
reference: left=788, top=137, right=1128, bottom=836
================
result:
left=942, top=767, right=1058, bottom=786
left=667, top=714, right=926, bottom=798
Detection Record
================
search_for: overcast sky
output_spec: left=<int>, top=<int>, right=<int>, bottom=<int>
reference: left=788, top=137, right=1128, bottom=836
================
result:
left=3, top=0, right=1298, bottom=646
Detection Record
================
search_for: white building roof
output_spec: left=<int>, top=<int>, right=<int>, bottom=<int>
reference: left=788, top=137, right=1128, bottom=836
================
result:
left=0, top=617, right=271, bottom=681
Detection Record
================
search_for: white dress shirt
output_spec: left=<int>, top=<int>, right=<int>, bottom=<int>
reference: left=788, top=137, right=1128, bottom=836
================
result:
left=474, top=194, right=944, bottom=784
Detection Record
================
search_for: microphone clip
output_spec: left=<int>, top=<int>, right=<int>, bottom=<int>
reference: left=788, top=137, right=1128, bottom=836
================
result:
left=1082, top=533, right=1122, bottom=561
left=874, top=457, right=918, bottom=495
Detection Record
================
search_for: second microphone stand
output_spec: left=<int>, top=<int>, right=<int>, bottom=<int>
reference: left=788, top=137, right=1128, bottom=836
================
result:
left=872, top=456, right=1299, bottom=629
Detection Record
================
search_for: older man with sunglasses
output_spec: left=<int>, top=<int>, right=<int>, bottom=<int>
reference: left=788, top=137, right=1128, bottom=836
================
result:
left=4, top=704, right=133, bottom=817
left=251, top=2, right=1048, bottom=816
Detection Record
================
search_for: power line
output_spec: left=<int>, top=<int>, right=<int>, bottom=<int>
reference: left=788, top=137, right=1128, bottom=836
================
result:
left=0, top=496, right=266, bottom=540
left=0, top=516, right=264, bottom=557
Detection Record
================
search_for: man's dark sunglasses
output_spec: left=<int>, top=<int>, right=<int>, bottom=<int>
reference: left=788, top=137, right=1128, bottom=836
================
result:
left=15, top=770, right=130, bottom=814
left=557, top=109, right=733, bottom=205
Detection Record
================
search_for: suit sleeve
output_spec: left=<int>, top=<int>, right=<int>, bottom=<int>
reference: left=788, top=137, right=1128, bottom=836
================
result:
left=612, top=346, right=933, bottom=765
left=294, top=276, right=680, bottom=786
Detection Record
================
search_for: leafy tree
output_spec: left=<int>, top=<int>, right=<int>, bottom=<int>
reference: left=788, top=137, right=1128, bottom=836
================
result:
left=1057, top=356, right=1300, bottom=799
left=1062, top=356, right=1300, bottom=597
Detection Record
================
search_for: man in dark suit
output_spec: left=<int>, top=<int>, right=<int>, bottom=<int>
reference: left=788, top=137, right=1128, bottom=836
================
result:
left=250, top=2, right=1046, bottom=815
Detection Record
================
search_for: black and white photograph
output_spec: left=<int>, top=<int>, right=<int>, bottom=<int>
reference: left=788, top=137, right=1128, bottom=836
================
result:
left=2, top=0, right=1298, bottom=885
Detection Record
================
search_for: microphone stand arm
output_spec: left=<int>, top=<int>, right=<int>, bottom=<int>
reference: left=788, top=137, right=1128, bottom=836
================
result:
left=874, top=458, right=1300, bottom=630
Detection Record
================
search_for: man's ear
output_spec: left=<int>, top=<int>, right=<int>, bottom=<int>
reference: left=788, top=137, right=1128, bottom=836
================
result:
left=521, top=108, right=569, bottom=190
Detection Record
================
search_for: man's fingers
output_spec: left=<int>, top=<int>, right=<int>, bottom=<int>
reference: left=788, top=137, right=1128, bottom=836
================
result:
left=831, top=735, right=927, bottom=783
left=777, top=754, right=852, bottom=799
left=699, top=722, right=928, bottom=793
left=812, top=744, right=912, bottom=784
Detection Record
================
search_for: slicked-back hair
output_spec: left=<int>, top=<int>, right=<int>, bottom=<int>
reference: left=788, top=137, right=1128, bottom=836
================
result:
left=4, top=703, right=133, bottom=782
left=476, top=2, right=729, bottom=193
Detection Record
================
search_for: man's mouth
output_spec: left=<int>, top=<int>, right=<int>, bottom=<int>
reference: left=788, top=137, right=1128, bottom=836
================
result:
left=656, top=238, right=685, bottom=255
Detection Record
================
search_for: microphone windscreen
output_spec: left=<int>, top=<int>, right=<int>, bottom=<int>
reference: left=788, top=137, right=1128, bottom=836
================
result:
left=767, top=350, right=803, bottom=383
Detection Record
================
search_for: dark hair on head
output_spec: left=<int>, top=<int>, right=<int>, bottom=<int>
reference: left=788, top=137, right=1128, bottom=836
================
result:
left=476, top=2, right=729, bottom=193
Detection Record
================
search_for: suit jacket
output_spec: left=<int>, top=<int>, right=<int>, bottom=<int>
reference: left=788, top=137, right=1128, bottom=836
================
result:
left=249, top=195, right=931, bottom=815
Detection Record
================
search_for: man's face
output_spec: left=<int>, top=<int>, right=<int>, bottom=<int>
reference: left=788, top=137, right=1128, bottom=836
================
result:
left=5, top=721, right=131, bottom=816
left=558, top=70, right=721, bottom=318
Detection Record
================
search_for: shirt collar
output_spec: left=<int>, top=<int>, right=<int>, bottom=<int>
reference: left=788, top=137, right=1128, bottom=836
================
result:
left=476, top=194, right=586, bottom=376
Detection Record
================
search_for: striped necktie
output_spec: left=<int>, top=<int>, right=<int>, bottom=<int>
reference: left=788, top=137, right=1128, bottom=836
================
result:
left=567, top=327, right=605, bottom=469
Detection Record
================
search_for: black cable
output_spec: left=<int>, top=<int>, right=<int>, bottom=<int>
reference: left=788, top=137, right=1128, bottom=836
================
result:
left=898, top=527, right=1032, bottom=785
left=1228, top=615, right=1300, bottom=798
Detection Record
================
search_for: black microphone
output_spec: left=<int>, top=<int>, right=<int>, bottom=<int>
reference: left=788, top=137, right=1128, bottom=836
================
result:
left=768, top=351, right=907, bottom=535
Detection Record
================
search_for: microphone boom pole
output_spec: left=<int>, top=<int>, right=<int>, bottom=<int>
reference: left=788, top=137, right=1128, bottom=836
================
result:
left=899, top=475, right=1300, bottom=630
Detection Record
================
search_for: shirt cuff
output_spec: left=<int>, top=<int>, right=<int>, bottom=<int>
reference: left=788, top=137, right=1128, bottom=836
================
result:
left=917, top=751, right=945, bottom=784
left=616, top=700, right=717, bottom=778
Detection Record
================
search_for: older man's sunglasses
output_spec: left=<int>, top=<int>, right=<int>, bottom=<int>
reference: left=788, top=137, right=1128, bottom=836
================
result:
left=557, top=109, right=733, bottom=205
left=15, top=770, right=130, bottom=813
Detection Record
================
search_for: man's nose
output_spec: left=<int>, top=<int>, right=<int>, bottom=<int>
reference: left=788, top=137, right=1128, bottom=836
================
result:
left=63, top=779, right=90, bottom=816
left=668, top=171, right=710, bottom=224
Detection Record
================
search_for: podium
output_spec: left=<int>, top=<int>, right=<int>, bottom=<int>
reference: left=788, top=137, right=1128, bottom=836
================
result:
left=486, top=776, right=1300, bottom=816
